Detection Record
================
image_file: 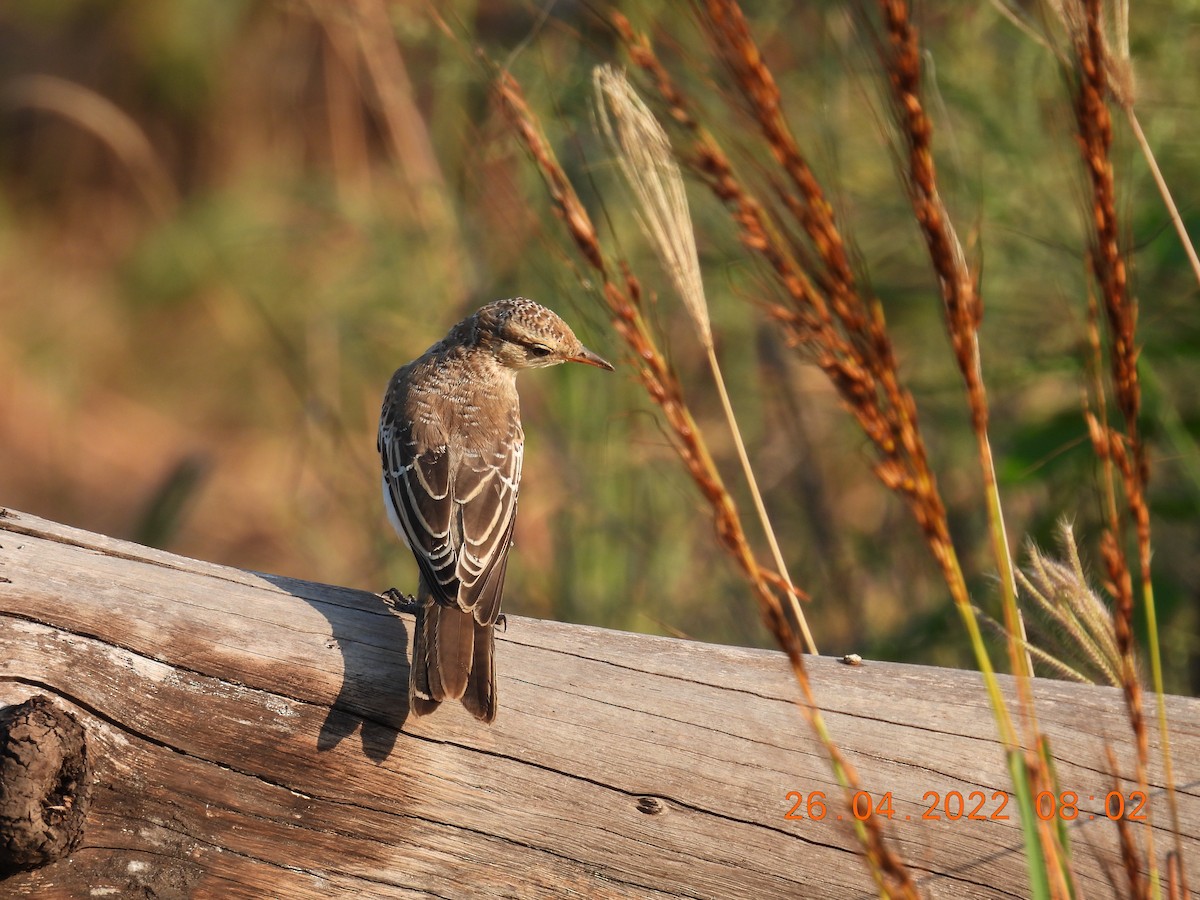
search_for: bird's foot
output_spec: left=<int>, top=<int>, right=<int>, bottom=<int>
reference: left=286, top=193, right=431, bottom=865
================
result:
left=495, top=614, right=507, bottom=633
left=379, top=587, right=420, bottom=613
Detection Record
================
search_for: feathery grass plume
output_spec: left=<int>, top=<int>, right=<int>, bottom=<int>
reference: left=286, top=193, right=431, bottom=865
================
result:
left=494, top=66, right=918, bottom=900
left=976, top=608, right=1093, bottom=684
left=592, top=67, right=705, bottom=342
left=1010, top=521, right=1122, bottom=686
left=593, top=65, right=816, bottom=656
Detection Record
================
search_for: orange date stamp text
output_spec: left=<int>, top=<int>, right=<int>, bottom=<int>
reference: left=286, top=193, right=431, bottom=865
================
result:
left=784, top=789, right=1148, bottom=823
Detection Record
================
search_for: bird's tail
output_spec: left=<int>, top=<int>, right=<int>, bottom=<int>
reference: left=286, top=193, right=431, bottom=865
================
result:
left=409, top=593, right=497, bottom=723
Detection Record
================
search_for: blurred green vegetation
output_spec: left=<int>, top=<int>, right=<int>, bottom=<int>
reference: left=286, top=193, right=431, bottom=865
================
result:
left=1, top=1, right=1196, bottom=693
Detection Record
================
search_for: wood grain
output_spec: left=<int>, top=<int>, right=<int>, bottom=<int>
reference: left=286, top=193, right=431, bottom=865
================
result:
left=0, top=508, right=1195, bottom=898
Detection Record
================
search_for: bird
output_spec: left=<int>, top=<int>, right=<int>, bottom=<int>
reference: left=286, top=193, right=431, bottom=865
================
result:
left=378, top=298, right=614, bottom=723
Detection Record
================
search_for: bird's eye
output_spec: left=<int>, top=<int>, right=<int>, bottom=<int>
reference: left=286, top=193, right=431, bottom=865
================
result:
left=528, top=344, right=554, bottom=358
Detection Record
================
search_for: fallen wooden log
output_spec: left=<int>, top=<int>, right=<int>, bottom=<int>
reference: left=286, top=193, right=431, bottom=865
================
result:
left=0, top=508, right=1195, bottom=897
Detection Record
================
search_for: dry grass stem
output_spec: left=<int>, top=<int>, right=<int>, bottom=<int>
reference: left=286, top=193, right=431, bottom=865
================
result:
left=701, top=0, right=860, bottom=318
left=1124, top=109, right=1200, bottom=290
left=593, top=65, right=816, bottom=656
left=1, top=74, right=178, bottom=220
left=1068, top=1, right=1184, bottom=888
left=875, top=0, right=1039, bottom=722
left=879, top=0, right=1052, bottom=710
left=1105, top=746, right=1150, bottom=900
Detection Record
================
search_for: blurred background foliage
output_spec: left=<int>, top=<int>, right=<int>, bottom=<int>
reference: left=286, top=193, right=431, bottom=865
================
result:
left=1, top=0, right=1196, bottom=692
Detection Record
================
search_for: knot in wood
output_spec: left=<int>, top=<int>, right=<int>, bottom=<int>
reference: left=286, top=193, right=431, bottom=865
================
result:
left=636, top=796, right=664, bottom=816
left=0, top=695, right=92, bottom=874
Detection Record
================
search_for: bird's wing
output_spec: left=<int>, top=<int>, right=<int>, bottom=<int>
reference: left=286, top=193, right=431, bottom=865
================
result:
left=380, top=408, right=457, bottom=607
left=380, top=372, right=521, bottom=625
left=450, top=411, right=522, bottom=626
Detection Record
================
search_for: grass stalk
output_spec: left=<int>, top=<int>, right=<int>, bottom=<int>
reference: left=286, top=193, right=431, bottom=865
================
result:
left=870, top=16, right=1071, bottom=879
left=1124, top=109, right=1200, bottom=290
left=1008, top=749, right=1053, bottom=900
left=704, top=346, right=818, bottom=654
left=593, top=65, right=816, bottom=655
left=876, top=0, right=1035, bottom=689
left=0, top=74, right=178, bottom=220
left=1107, top=19, right=1189, bottom=872
left=1067, top=1, right=1174, bottom=891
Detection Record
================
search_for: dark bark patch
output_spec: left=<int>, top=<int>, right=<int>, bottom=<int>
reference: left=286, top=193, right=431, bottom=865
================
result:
left=0, top=695, right=91, bottom=874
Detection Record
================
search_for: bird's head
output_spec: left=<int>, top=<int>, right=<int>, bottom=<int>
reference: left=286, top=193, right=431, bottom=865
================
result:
left=472, top=298, right=614, bottom=372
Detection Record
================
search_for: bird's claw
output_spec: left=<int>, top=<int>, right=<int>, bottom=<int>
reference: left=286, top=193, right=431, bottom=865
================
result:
left=496, top=614, right=507, bottom=633
left=380, top=587, right=420, bottom=613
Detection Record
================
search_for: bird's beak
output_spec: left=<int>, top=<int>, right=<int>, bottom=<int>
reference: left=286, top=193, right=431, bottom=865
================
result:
left=570, top=346, right=615, bottom=371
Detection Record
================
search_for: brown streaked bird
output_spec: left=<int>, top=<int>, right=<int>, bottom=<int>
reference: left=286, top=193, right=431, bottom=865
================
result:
left=379, top=298, right=613, bottom=723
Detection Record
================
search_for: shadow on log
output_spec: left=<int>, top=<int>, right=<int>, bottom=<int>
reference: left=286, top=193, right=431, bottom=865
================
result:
left=263, top=572, right=413, bottom=763
left=0, top=508, right=1196, bottom=898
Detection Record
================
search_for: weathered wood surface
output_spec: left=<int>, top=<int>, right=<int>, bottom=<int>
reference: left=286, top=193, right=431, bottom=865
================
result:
left=0, top=508, right=1196, bottom=899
